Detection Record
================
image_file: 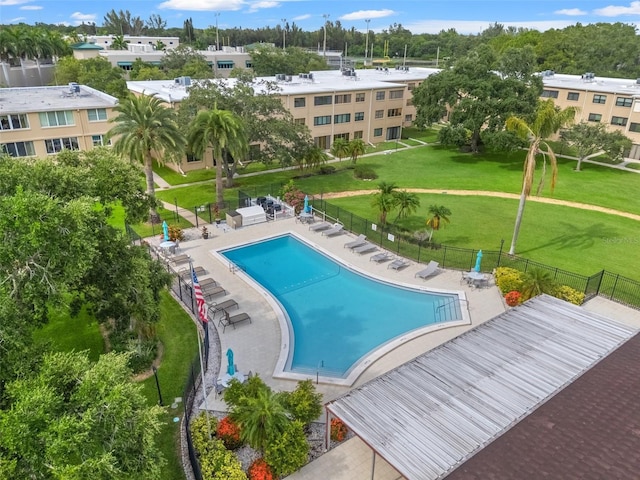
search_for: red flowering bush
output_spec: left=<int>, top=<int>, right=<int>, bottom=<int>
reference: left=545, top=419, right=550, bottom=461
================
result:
left=281, top=180, right=307, bottom=214
left=248, top=458, right=274, bottom=480
left=216, top=416, right=242, bottom=450
left=504, top=290, right=522, bottom=307
left=330, top=418, right=348, bottom=443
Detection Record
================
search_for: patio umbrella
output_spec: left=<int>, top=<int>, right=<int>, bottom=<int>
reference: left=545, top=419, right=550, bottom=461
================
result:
left=162, top=221, right=169, bottom=241
left=226, top=348, right=235, bottom=376
left=303, top=195, right=310, bottom=213
left=474, top=250, right=483, bottom=272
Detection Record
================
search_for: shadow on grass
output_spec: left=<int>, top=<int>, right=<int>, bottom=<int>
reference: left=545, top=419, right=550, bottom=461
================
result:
left=519, top=222, right=615, bottom=254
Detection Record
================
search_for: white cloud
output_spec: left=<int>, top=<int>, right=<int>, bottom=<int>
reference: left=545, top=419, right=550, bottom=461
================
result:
left=158, top=0, right=244, bottom=11
left=292, top=14, right=310, bottom=21
left=20, top=4, right=42, bottom=10
left=70, top=11, right=97, bottom=25
left=248, top=1, right=279, bottom=13
left=0, top=0, right=30, bottom=5
left=554, top=8, right=586, bottom=16
left=403, top=19, right=581, bottom=35
left=9, top=16, right=26, bottom=22
left=340, top=9, right=395, bottom=21
left=594, top=1, right=640, bottom=16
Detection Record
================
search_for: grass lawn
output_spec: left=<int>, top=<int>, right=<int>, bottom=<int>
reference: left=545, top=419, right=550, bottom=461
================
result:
left=365, top=141, right=407, bottom=154
left=402, top=126, right=440, bottom=143
left=401, top=138, right=424, bottom=147
left=154, top=161, right=270, bottom=187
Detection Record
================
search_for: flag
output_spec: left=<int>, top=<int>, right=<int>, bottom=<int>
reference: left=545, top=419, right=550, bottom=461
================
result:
left=192, top=268, right=208, bottom=323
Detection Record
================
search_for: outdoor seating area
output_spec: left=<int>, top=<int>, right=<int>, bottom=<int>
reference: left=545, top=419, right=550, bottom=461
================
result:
left=388, top=258, right=411, bottom=271
left=321, top=223, right=345, bottom=237
left=370, top=251, right=393, bottom=263
left=416, top=260, right=440, bottom=280
left=309, top=221, right=331, bottom=232
left=218, top=310, right=252, bottom=332
left=344, top=234, right=367, bottom=250
left=462, top=270, right=491, bottom=288
left=353, top=242, right=378, bottom=255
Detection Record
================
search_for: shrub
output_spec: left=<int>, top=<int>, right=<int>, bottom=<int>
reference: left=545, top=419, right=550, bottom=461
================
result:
left=318, top=165, right=336, bottom=175
left=216, top=416, right=243, bottom=450
left=280, top=180, right=306, bottom=214
left=521, top=268, right=558, bottom=301
left=168, top=224, right=184, bottom=241
left=190, top=412, right=218, bottom=455
left=248, top=458, right=274, bottom=480
left=224, top=375, right=270, bottom=408
left=330, top=418, right=348, bottom=443
left=555, top=285, right=585, bottom=305
left=353, top=165, right=377, bottom=180
left=281, top=379, right=323, bottom=428
left=199, top=439, right=247, bottom=480
left=494, top=267, right=525, bottom=294
left=264, top=420, right=309, bottom=477
left=504, top=290, right=522, bottom=307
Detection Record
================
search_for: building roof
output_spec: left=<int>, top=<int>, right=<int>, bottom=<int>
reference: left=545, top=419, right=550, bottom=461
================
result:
left=0, top=85, right=118, bottom=114
left=543, top=72, right=640, bottom=96
left=326, top=295, right=637, bottom=480
left=70, top=42, right=104, bottom=50
left=126, top=67, right=440, bottom=103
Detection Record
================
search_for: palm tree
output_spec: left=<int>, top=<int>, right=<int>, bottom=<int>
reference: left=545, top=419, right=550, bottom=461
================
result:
left=425, top=205, right=451, bottom=241
left=505, top=99, right=577, bottom=255
left=393, top=190, right=420, bottom=222
left=108, top=95, right=186, bottom=222
left=371, top=181, right=397, bottom=225
left=188, top=108, right=248, bottom=208
left=347, top=138, right=366, bottom=164
left=229, top=388, right=289, bottom=452
left=521, top=268, right=557, bottom=301
left=330, top=138, right=349, bottom=161
left=110, top=34, right=130, bottom=50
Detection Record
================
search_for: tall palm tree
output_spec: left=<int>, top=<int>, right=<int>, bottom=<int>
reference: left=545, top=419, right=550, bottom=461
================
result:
left=108, top=95, right=186, bottom=222
left=393, top=190, right=420, bottom=221
left=347, top=138, right=366, bottom=164
left=425, top=205, right=451, bottom=241
left=110, top=34, right=130, bottom=51
left=330, top=138, right=349, bottom=161
left=371, top=181, right=397, bottom=225
left=505, top=99, right=577, bottom=255
left=188, top=108, right=248, bottom=208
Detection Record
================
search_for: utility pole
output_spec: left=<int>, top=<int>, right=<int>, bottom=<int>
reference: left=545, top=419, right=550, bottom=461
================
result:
left=322, top=14, right=330, bottom=58
left=215, top=12, right=220, bottom=50
left=364, top=19, right=370, bottom=67
left=282, top=18, right=286, bottom=49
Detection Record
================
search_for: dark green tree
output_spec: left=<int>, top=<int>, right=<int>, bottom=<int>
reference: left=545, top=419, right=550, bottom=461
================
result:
left=560, top=122, right=632, bottom=171
left=54, top=56, right=128, bottom=99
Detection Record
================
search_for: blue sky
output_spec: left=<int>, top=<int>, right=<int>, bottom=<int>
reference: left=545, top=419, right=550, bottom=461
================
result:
left=2, top=0, right=640, bottom=34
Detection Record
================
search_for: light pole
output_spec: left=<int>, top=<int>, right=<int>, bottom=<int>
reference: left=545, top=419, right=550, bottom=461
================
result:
left=282, top=18, right=286, bottom=49
left=215, top=12, right=220, bottom=50
left=322, top=13, right=329, bottom=58
left=364, top=19, right=370, bottom=66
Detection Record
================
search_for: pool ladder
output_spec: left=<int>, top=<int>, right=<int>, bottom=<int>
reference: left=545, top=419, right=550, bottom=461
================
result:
left=229, top=262, right=246, bottom=274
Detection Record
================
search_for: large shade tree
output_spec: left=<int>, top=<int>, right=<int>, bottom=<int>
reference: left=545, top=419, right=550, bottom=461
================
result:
left=188, top=108, right=248, bottom=208
left=108, top=94, right=186, bottom=222
left=560, top=122, right=632, bottom=171
left=505, top=99, right=578, bottom=255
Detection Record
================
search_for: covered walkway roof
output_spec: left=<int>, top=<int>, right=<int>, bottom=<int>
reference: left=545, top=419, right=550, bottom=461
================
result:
left=326, top=295, right=637, bottom=480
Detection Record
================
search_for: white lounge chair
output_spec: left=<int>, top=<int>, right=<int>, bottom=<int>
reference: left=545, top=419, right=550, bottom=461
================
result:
left=353, top=242, right=378, bottom=255
left=370, top=252, right=393, bottom=263
left=415, top=260, right=440, bottom=279
left=309, top=221, right=331, bottom=232
left=321, top=223, right=344, bottom=237
left=344, top=234, right=367, bottom=249
left=388, top=258, right=410, bottom=271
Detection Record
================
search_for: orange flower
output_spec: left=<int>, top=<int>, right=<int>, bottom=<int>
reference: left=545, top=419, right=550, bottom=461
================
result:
left=330, top=418, right=348, bottom=442
left=248, top=458, right=274, bottom=480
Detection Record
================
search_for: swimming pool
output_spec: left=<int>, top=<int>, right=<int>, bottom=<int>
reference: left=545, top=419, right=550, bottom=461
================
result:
left=220, top=233, right=467, bottom=385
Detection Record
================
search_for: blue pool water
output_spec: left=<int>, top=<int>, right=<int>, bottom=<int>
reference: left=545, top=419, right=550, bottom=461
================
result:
left=221, top=235, right=462, bottom=378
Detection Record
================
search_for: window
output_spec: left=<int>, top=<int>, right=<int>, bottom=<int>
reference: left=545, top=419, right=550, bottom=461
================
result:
left=313, top=115, right=331, bottom=126
left=593, top=94, right=607, bottom=104
left=216, top=60, right=234, bottom=69
left=39, top=110, right=74, bottom=127
left=611, top=116, right=628, bottom=126
left=567, top=92, right=580, bottom=101
left=91, top=134, right=111, bottom=146
left=373, top=128, right=383, bottom=137
left=355, top=93, right=365, bottom=102
left=355, top=112, right=365, bottom=121
left=375, top=110, right=384, bottom=119
left=44, top=137, right=79, bottom=154
left=616, top=97, right=633, bottom=107
left=389, top=89, right=404, bottom=99
left=294, top=97, right=306, bottom=108
left=0, top=114, right=29, bottom=130
left=1, top=141, right=35, bottom=157
left=387, top=108, right=402, bottom=117
left=294, top=118, right=305, bottom=125
left=629, top=123, right=640, bottom=133
left=407, top=83, right=415, bottom=91
left=588, top=113, right=602, bottom=122
left=334, top=94, right=351, bottom=104
left=405, top=114, right=413, bottom=122
left=186, top=152, right=201, bottom=163
left=334, top=113, right=351, bottom=124
left=386, top=126, right=401, bottom=140
left=87, top=108, right=107, bottom=122
left=541, top=90, right=559, bottom=98
left=334, top=133, right=349, bottom=141
left=354, top=130, right=363, bottom=139
left=245, top=60, right=253, bottom=68
left=314, top=95, right=332, bottom=106
left=375, top=91, right=385, bottom=101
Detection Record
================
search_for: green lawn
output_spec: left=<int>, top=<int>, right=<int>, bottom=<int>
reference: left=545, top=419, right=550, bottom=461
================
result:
left=402, top=126, right=440, bottom=143
left=365, top=141, right=407, bottom=154
left=153, top=160, right=271, bottom=187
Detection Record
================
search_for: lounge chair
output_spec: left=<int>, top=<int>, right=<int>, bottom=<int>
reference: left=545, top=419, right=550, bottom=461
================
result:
left=353, top=242, right=378, bottom=255
left=208, top=298, right=239, bottom=320
left=178, top=266, right=206, bottom=279
left=309, top=221, right=331, bottom=232
left=321, top=223, right=344, bottom=237
left=170, top=254, right=190, bottom=266
left=218, top=311, right=252, bottom=332
left=344, top=234, right=367, bottom=249
left=388, top=258, right=411, bottom=271
left=370, top=252, right=393, bottom=263
left=199, top=277, right=218, bottom=289
left=203, top=284, right=227, bottom=300
left=415, top=260, right=440, bottom=279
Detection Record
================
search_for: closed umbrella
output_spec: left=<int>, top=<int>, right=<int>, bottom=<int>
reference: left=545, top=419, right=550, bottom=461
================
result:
left=226, top=348, right=235, bottom=376
left=474, top=250, right=483, bottom=272
left=303, top=195, right=310, bottom=213
left=162, top=221, right=169, bottom=241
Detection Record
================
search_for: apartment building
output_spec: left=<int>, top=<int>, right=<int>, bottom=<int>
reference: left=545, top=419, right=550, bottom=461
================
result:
left=541, top=72, right=640, bottom=157
left=127, top=67, right=438, bottom=171
left=0, top=84, right=118, bottom=158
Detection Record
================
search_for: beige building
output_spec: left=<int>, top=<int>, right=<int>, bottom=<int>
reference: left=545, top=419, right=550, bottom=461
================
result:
left=127, top=66, right=438, bottom=171
left=541, top=72, right=640, bottom=157
left=0, top=84, right=118, bottom=158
